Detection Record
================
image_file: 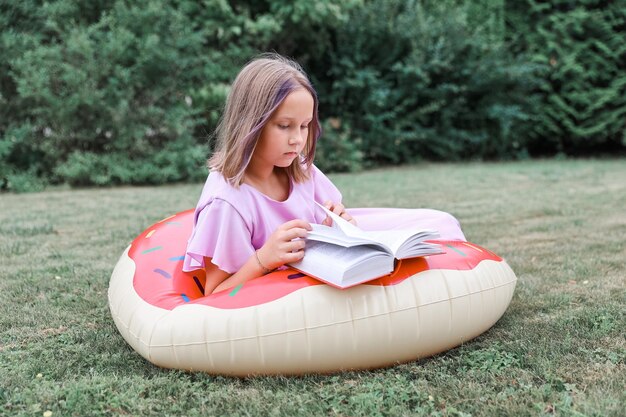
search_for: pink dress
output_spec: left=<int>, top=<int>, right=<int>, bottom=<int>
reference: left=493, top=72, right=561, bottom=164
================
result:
left=183, top=165, right=465, bottom=274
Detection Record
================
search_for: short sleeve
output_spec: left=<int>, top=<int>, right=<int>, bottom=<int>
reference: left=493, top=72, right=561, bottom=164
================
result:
left=183, top=199, right=255, bottom=274
left=311, top=165, right=342, bottom=205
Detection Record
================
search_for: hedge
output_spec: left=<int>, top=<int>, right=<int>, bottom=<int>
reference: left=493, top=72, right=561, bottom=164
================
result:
left=0, top=0, right=624, bottom=191
left=506, top=0, right=626, bottom=155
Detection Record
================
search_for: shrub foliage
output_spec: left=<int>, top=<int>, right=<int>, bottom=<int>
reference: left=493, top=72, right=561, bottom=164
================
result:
left=309, top=0, right=539, bottom=164
left=0, top=0, right=624, bottom=190
left=506, top=0, right=626, bottom=155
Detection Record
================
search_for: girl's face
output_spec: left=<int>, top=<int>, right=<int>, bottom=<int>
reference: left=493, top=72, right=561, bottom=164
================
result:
left=253, top=88, right=314, bottom=171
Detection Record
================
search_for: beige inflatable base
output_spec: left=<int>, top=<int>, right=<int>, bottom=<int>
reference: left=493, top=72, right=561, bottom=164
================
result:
left=109, top=247, right=517, bottom=376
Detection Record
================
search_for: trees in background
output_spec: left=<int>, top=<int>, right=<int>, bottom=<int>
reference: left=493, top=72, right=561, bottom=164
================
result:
left=506, top=0, right=626, bottom=156
left=308, top=0, right=539, bottom=167
left=0, top=0, right=624, bottom=191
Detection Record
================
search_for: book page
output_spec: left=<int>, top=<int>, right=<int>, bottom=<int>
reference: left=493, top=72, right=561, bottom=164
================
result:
left=362, top=229, right=440, bottom=257
left=310, top=202, right=441, bottom=261
left=315, top=202, right=368, bottom=238
left=289, top=240, right=387, bottom=286
left=306, top=224, right=390, bottom=254
left=304, top=240, right=377, bottom=265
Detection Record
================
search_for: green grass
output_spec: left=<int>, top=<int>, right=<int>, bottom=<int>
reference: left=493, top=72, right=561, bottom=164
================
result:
left=1, top=159, right=624, bottom=416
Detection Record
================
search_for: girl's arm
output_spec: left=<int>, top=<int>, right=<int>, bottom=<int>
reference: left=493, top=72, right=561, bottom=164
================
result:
left=203, top=255, right=267, bottom=295
left=207, top=219, right=312, bottom=294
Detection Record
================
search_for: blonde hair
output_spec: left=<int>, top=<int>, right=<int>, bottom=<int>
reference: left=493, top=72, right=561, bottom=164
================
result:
left=209, top=53, right=321, bottom=186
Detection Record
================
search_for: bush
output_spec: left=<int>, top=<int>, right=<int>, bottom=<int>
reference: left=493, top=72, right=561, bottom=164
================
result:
left=1, top=0, right=623, bottom=191
left=54, top=138, right=208, bottom=187
left=2, top=170, right=46, bottom=193
left=314, top=119, right=364, bottom=173
left=506, top=0, right=626, bottom=155
left=307, top=0, right=540, bottom=164
left=0, top=0, right=354, bottom=191
left=1, top=1, right=211, bottom=190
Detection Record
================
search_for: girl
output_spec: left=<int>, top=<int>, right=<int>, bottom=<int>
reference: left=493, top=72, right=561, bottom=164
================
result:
left=184, top=53, right=465, bottom=295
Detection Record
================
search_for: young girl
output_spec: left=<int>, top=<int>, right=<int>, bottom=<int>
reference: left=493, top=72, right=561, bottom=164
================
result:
left=184, top=54, right=465, bottom=295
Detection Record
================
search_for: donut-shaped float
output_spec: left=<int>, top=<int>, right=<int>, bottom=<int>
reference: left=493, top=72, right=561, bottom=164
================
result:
left=108, top=210, right=517, bottom=376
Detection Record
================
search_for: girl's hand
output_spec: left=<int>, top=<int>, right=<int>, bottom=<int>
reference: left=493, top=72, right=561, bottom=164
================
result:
left=257, top=219, right=312, bottom=270
left=322, top=201, right=357, bottom=226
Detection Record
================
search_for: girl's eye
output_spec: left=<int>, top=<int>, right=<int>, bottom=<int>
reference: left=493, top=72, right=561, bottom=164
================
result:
left=278, top=124, right=289, bottom=129
left=301, top=124, right=309, bottom=130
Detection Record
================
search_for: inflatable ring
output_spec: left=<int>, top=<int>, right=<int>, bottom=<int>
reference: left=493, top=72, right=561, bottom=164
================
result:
left=108, top=210, right=517, bottom=376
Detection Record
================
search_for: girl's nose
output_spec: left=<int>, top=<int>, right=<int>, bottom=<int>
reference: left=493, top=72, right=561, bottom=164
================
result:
left=289, top=131, right=305, bottom=145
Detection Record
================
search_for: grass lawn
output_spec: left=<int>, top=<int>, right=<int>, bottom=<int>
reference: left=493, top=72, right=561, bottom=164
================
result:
left=1, top=159, right=624, bottom=416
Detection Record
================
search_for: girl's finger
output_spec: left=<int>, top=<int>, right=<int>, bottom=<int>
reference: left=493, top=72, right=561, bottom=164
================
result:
left=283, top=239, right=306, bottom=252
left=343, top=214, right=357, bottom=226
left=281, top=250, right=305, bottom=263
left=333, top=203, right=345, bottom=216
left=285, top=227, right=309, bottom=240
left=280, top=219, right=312, bottom=231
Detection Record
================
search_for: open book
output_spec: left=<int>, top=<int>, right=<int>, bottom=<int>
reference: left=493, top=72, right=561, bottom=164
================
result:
left=288, top=204, right=443, bottom=288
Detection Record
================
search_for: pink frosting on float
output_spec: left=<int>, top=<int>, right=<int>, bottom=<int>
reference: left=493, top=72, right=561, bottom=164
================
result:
left=129, top=210, right=501, bottom=310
